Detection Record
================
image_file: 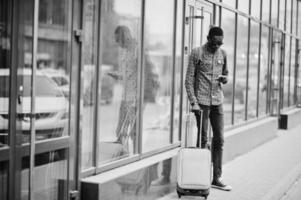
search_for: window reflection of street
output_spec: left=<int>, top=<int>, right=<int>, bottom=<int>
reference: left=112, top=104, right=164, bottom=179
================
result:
left=0, top=69, right=69, bottom=144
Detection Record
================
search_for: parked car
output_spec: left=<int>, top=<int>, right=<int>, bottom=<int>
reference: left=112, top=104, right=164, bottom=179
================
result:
left=0, top=69, right=69, bottom=143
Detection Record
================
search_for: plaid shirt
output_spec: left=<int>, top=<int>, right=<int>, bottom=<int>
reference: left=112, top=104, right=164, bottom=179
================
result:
left=185, top=44, right=228, bottom=106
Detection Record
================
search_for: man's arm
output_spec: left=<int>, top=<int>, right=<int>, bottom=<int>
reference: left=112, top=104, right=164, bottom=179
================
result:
left=185, top=48, right=198, bottom=106
left=220, top=49, right=229, bottom=84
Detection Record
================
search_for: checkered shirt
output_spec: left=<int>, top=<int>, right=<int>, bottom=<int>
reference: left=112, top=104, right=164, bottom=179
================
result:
left=185, top=44, right=229, bottom=106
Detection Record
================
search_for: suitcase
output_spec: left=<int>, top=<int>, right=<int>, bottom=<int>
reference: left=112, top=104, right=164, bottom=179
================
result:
left=177, top=110, right=212, bottom=199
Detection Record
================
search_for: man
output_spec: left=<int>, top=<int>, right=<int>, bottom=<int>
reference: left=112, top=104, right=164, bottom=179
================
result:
left=185, top=26, right=232, bottom=191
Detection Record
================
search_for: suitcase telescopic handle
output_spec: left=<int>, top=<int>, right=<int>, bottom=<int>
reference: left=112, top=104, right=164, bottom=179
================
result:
left=186, top=109, right=212, bottom=149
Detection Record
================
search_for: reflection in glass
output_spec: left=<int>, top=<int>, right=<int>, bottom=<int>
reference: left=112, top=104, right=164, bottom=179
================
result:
left=271, top=0, right=278, bottom=26
left=258, top=26, right=269, bottom=116
left=173, top=0, right=183, bottom=142
left=247, top=21, right=259, bottom=119
left=238, top=0, right=249, bottom=14
left=98, top=0, right=141, bottom=163
left=20, top=150, right=68, bottom=200
left=19, top=0, right=34, bottom=199
left=279, top=0, right=285, bottom=30
left=35, top=0, right=70, bottom=142
left=235, top=16, right=248, bottom=123
left=286, top=0, right=292, bottom=33
left=221, top=9, right=235, bottom=125
left=0, top=0, right=10, bottom=147
left=32, top=0, right=71, bottom=199
left=291, top=0, right=297, bottom=35
left=283, top=36, right=291, bottom=107
left=251, top=0, right=261, bottom=19
left=289, top=38, right=296, bottom=106
left=143, top=0, right=174, bottom=152
left=193, top=9, right=202, bottom=48
left=222, top=0, right=236, bottom=8
left=97, top=158, right=175, bottom=199
left=262, top=0, right=270, bottom=23
left=81, top=0, right=98, bottom=169
left=0, top=161, right=8, bottom=200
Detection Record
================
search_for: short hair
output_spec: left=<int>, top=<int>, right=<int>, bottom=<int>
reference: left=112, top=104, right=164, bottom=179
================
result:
left=208, top=26, right=224, bottom=38
left=114, top=25, right=132, bottom=42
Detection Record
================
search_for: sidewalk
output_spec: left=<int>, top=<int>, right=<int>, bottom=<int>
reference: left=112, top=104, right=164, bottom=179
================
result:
left=158, top=123, right=301, bottom=200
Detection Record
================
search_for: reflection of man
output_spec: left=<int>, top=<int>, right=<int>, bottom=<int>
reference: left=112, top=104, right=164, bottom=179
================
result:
left=185, top=27, right=232, bottom=191
left=107, top=26, right=138, bottom=152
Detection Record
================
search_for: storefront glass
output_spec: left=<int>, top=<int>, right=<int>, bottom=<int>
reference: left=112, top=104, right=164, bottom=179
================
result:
left=238, top=0, right=249, bottom=14
left=258, top=25, right=269, bottom=116
left=173, top=0, right=183, bottom=142
left=251, top=0, right=261, bottom=19
left=290, top=38, right=296, bottom=106
left=143, top=0, right=174, bottom=152
left=32, top=0, right=71, bottom=199
left=221, top=9, right=235, bottom=125
left=248, top=21, right=259, bottom=119
left=262, top=0, right=270, bottom=23
left=80, top=0, right=98, bottom=169
left=271, top=0, right=278, bottom=26
left=284, top=35, right=291, bottom=107
left=235, top=16, right=248, bottom=123
left=98, top=0, right=141, bottom=163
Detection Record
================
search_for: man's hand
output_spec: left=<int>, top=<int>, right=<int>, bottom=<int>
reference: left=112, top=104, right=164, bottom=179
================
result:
left=191, top=104, right=200, bottom=111
left=107, top=71, right=121, bottom=80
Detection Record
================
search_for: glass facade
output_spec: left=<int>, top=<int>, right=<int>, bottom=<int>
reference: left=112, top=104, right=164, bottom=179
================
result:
left=142, top=0, right=174, bottom=152
left=98, top=0, right=141, bottom=164
left=1, top=0, right=301, bottom=199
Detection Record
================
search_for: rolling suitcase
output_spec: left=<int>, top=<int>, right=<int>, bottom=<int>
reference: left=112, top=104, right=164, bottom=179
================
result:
left=177, top=110, right=212, bottom=199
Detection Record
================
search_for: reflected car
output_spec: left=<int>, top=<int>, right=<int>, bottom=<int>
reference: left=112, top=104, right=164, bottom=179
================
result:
left=0, top=69, right=69, bottom=143
left=41, top=68, right=70, bottom=98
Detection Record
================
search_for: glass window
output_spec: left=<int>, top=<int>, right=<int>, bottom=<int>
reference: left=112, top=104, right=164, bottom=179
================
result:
left=271, top=0, right=278, bottom=26
left=290, top=38, right=296, bottom=106
left=286, top=0, right=292, bottom=32
left=98, top=0, right=142, bottom=163
left=247, top=21, right=260, bottom=119
left=262, top=0, right=270, bottom=23
left=18, top=0, right=34, bottom=199
left=143, top=0, right=174, bottom=152
left=259, top=25, right=269, bottom=116
left=173, top=0, right=183, bottom=142
left=0, top=0, right=10, bottom=147
left=279, top=0, right=285, bottom=30
left=283, top=35, right=291, bottom=108
left=221, top=9, right=235, bottom=126
left=238, top=0, right=249, bottom=14
left=222, top=0, right=237, bottom=8
left=80, top=0, right=98, bottom=169
left=0, top=161, right=8, bottom=200
left=251, top=0, right=261, bottom=19
left=291, top=0, right=297, bottom=35
left=299, top=1, right=301, bottom=36
left=235, top=16, right=248, bottom=123
left=35, top=0, right=71, bottom=143
left=33, top=0, right=71, bottom=199
left=193, top=8, right=202, bottom=48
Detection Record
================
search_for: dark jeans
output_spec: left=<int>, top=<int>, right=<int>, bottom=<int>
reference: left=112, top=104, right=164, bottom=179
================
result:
left=195, top=104, right=224, bottom=181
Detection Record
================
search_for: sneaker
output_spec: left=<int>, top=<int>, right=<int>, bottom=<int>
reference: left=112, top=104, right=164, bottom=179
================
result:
left=211, top=178, right=232, bottom=191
